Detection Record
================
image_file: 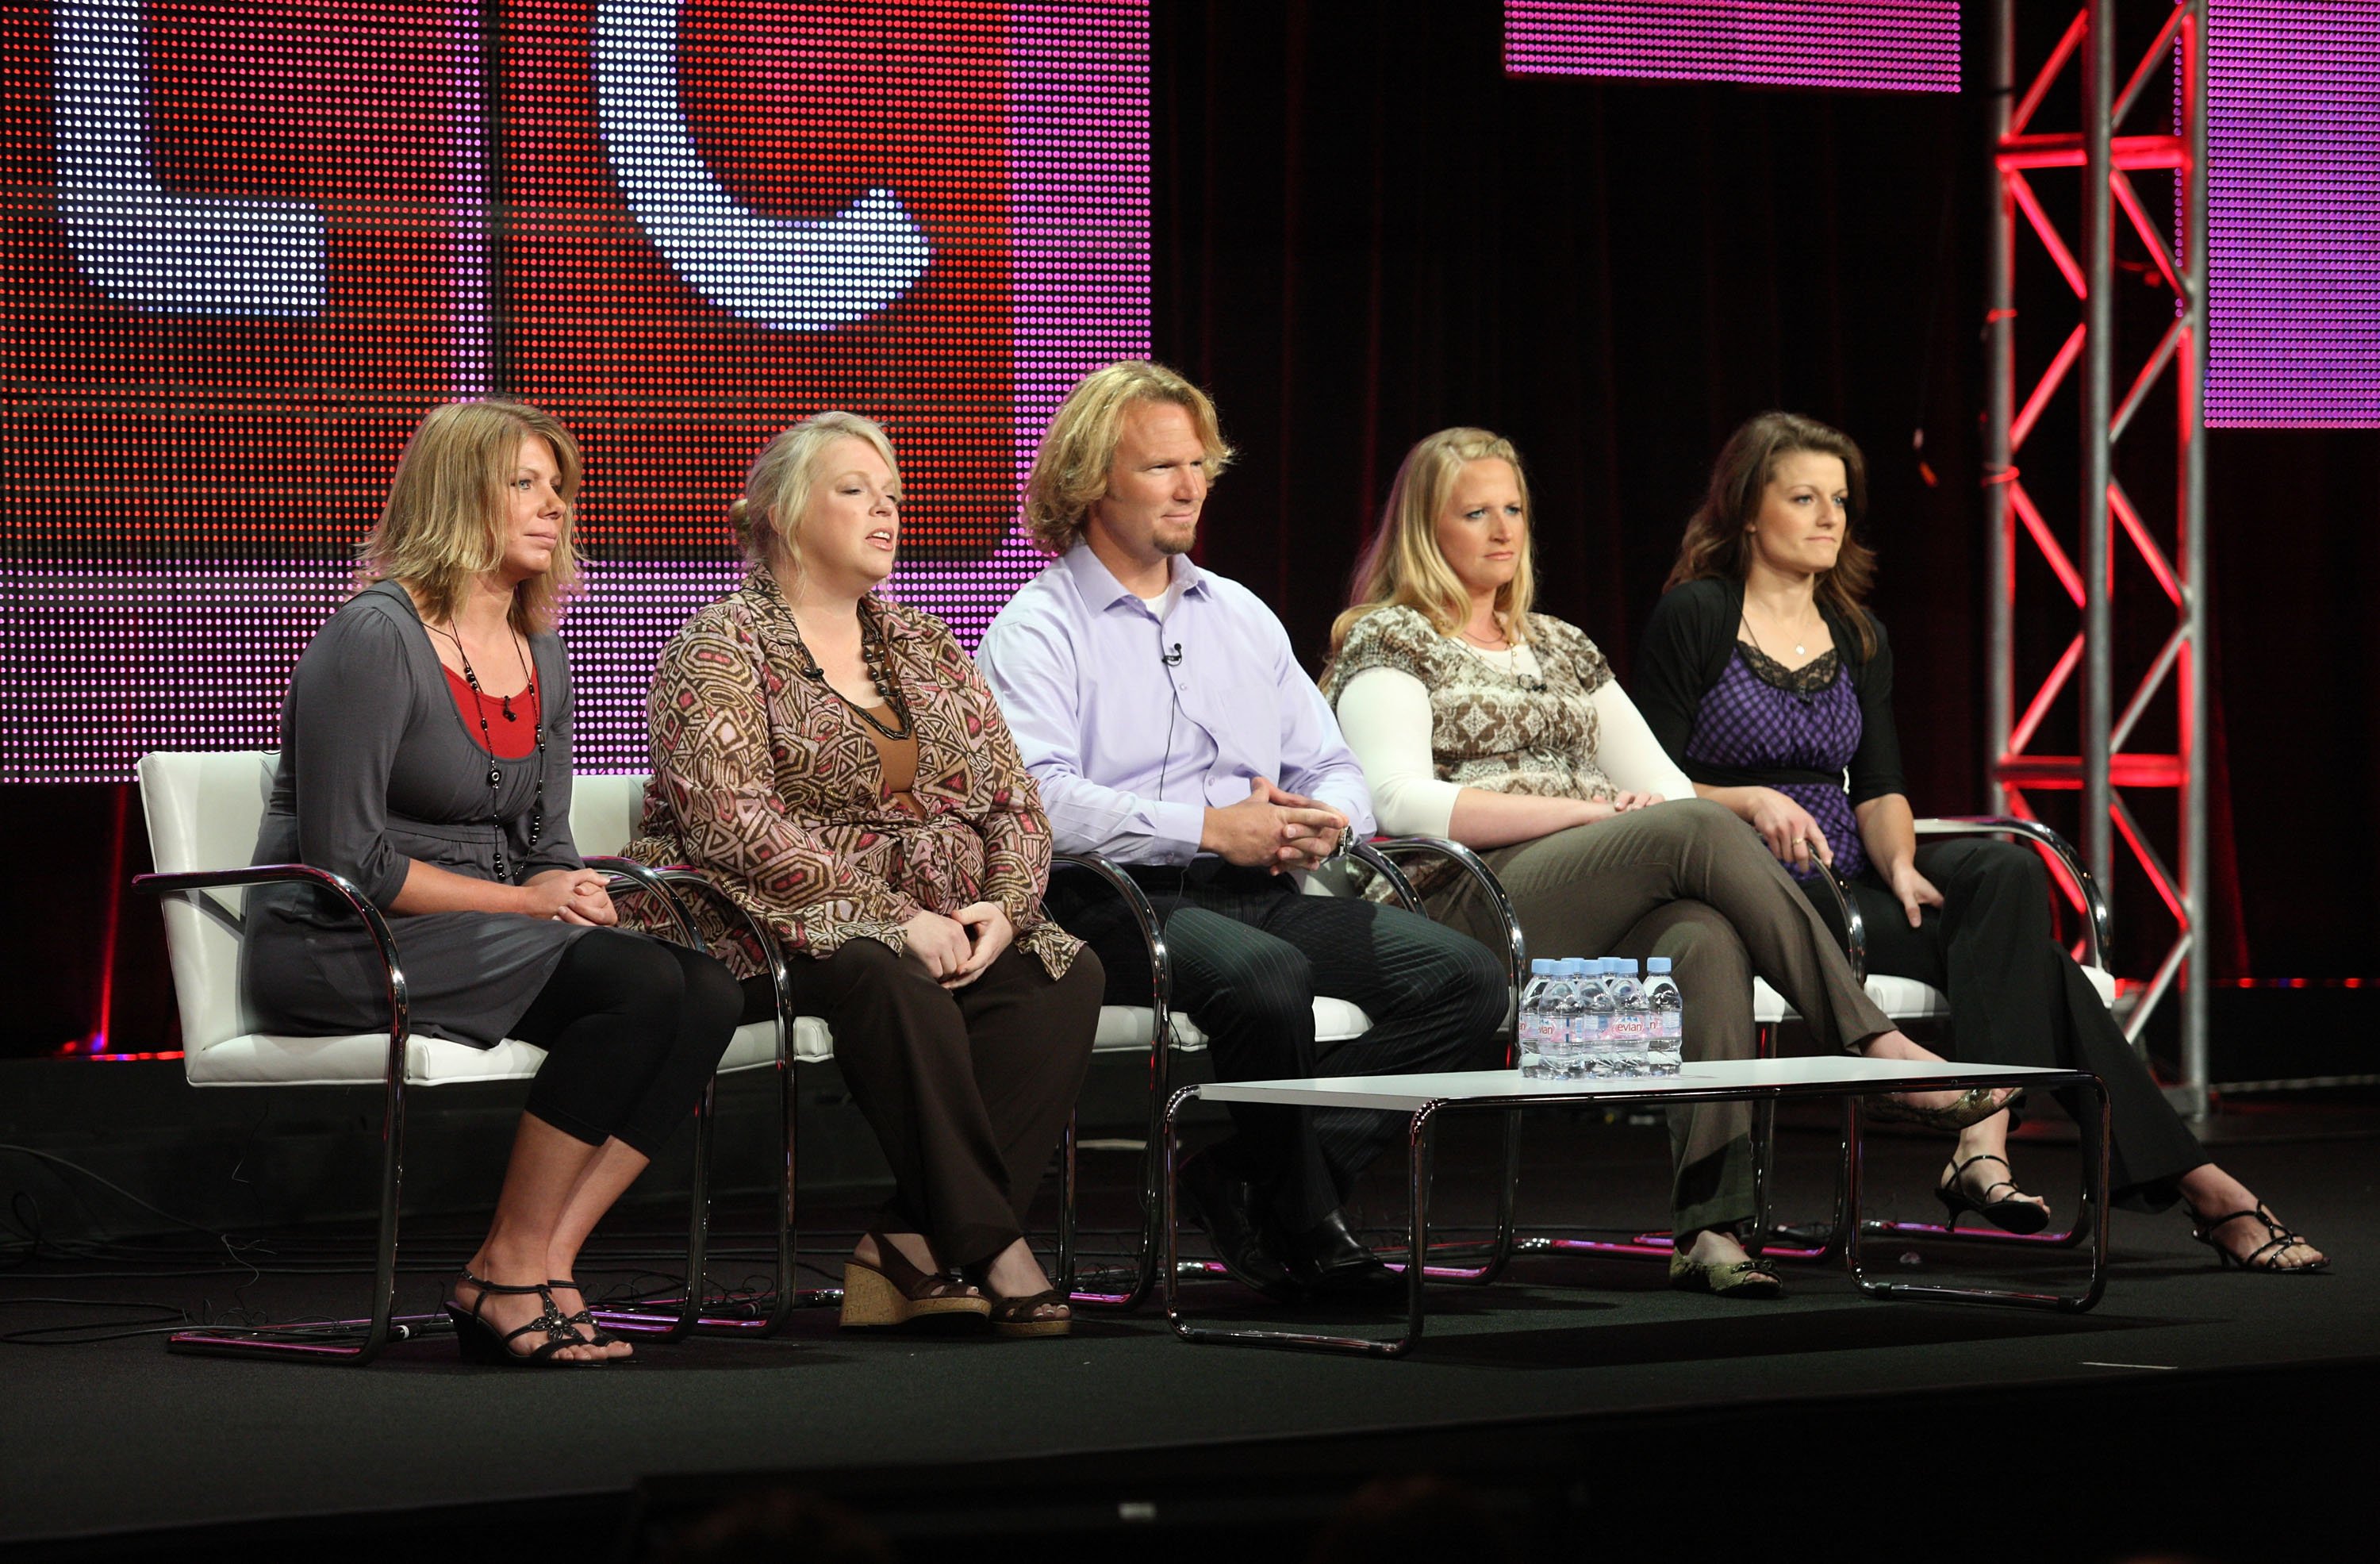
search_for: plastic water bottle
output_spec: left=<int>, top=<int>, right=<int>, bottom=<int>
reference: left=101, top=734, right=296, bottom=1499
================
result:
left=1518, top=958, right=1557, bottom=1076
left=1644, top=956, right=1683, bottom=1077
left=1539, top=959, right=1587, bottom=1079
left=1572, top=959, right=1615, bottom=1078
left=1605, top=958, right=1648, bottom=1078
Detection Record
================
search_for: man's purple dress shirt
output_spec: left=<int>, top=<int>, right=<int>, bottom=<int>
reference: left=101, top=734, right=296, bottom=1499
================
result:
left=975, top=543, right=1376, bottom=864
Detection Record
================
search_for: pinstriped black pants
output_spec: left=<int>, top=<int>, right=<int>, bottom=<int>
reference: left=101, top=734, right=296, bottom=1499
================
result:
left=1050, top=861, right=1507, bottom=1232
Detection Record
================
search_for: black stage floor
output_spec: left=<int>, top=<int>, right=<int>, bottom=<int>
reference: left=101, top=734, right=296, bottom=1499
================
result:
left=2, top=1109, right=2372, bottom=1562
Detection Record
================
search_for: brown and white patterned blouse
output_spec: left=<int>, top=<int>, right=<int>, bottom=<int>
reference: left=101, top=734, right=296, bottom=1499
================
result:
left=626, top=571, right=1081, bottom=979
left=1320, top=605, right=1622, bottom=804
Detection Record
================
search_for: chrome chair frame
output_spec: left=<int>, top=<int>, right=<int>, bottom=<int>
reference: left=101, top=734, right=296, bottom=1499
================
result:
left=136, top=855, right=716, bottom=1362
left=1058, top=836, right=1527, bottom=1308
left=1518, top=815, right=2110, bottom=1266
left=1841, top=815, right=2111, bottom=1253
left=575, top=863, right=815, bottom=1335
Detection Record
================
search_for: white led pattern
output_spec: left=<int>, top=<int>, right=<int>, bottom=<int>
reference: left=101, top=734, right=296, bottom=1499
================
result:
left=2, top=2, right=1151, bottom=781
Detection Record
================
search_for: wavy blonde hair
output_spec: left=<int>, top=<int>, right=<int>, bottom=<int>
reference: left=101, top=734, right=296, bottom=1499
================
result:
left=1329, top=428, right=1537, bottom=659
left=1664, top=410, right=1877, bottom=659
left=355, top=399, right=582, bottom=635
left=731, top=411, right=903, bottom=576
left=1022, top=360, right=1234, bottom=554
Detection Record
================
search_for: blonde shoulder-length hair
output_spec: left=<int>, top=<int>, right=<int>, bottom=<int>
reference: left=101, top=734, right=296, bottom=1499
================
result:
left=732, top=410, right=903, bottom=575
left=355, top=398, right=583, bottom=635
left=1329, top=427, right=1537, bottom=659
left=1022, top=359, right=1234, bottom=554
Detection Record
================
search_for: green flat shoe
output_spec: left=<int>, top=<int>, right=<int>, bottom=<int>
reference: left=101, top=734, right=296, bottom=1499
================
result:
left=1668, top=1249, right=1785, bottom=1300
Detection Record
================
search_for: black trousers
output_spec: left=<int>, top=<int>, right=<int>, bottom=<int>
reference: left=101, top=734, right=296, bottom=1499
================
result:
left=742, top=939, right=1102, bottom=1270
left=1051, top=863, right=1507, bottom=1232
left=1806, top=836, right=2208, bottom=1209
left=512, top=929, right=742, bottom=1158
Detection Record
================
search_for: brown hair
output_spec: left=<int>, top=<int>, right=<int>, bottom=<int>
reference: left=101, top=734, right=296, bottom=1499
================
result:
left=1021, top=359, right=1234, bottom=554
left=1329, top=427, right=1537, bottom=659
left=1665, top=410, right=1878, bottom=658
left=355, top=398, right=582, bottom=635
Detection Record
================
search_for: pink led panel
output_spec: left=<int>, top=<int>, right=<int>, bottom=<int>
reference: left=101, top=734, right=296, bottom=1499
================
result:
left=2205, top=1, right=2380, bottom=426
left=1, top=2, right=1151, bottom=781
left=1504, top=1, right=1961, bottom=93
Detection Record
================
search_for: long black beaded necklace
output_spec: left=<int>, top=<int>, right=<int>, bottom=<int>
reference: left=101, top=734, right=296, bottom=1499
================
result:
left=782, top=598, right=914, bottom=740
left=428, top=617, right=546, bottom=881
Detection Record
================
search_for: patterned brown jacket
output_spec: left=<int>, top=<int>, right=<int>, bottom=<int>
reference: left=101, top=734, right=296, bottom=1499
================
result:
left=625, top=571, right=1082, bottom=979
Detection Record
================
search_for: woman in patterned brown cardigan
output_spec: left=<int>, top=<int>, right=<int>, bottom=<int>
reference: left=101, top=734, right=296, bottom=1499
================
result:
left=629, top=412, right=1100, bottom=1338
left=1322, top=428, right=2013, bottom=1299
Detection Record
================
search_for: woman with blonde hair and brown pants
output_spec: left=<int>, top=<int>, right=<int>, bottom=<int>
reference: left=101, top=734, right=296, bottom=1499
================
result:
left=1322, top=426, right=2015, bottom=1298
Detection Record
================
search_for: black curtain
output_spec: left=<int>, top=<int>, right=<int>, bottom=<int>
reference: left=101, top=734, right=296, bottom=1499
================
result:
left=1149, top=0, right=2377, bottom=979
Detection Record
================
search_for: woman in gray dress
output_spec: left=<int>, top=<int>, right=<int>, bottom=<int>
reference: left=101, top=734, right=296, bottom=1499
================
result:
left=244, top=399, right=742, bottom=1365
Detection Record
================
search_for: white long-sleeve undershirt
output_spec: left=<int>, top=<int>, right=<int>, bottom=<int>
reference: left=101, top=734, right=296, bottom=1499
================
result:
left=1335, top=648, right=1699, bottom=839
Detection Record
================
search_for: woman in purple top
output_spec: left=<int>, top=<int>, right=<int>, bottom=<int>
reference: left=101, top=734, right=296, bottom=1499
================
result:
left=1634, top=412, right=2324, bottom=1271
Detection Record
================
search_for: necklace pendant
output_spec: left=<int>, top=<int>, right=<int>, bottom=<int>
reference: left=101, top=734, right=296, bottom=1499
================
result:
left=1795, top=644, right=1807, bottom=656
left=501, top=694, right=516, bottom=721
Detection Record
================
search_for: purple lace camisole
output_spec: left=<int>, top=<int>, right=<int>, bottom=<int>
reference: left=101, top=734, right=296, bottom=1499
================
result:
left=1681, top=643, right=1868, bottom=882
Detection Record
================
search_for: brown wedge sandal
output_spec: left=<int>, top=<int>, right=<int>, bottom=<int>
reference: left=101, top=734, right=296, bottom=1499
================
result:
left=839, top=1233, right=992, bottom=1330
left=982, top=1289, right=1072, bottom=1339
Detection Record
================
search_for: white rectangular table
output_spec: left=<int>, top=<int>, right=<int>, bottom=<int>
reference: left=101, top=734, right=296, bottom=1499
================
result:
left=1161, top=1056, right=2109, bottom=1357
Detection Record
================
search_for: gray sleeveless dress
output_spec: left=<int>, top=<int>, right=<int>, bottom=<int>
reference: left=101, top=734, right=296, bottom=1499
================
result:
left=242, top=581, right=591, bottom=1048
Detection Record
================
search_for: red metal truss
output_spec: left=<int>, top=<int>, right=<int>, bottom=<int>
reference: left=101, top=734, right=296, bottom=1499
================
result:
left=1983, top=2, right=2210, bottom=1111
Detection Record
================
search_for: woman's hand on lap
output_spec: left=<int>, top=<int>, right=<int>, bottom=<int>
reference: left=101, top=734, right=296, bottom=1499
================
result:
left=900, top=911, right=973, bottom=981
left=1887, top=862, right=1944, bottom=928
left=946, top=901, right=1014, bottom=988
left=1744, top=787, right=1831, bottom=871
left=523, top=868, right=616, bottom=924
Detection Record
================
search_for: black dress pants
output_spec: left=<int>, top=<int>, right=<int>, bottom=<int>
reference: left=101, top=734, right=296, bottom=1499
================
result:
left=1804, top=836, right=2208, bottom=1209
left=512, top=929, right=742, bottom=1158
left=1051, top=863, right=1507, bottom=1232
left=743, top=939, right=1102, bottom=1269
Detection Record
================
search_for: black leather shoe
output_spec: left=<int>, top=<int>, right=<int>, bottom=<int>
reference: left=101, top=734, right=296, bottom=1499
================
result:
left=1274, top=1208, right=1403, bottom=1299
left=1177, top=1149, right=1297, bottom=1300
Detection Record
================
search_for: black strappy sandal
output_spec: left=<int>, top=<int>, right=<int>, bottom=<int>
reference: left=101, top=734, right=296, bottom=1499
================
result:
left=445, top=1270, right=611, bottom=1366
left=1936, top=1152, right=2052, bottom=1235
left=545, top=1277, right=633, bottom=1357
left=2188, top=1202, right=2329, bottom=1274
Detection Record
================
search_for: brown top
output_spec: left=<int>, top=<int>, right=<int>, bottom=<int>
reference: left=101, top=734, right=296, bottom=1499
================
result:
left=853, top=705, right=924, bottom=816
left=624, top=571, right=1080, bottom=979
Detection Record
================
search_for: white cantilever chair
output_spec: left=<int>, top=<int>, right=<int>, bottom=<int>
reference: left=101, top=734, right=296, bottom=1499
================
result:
left=1057, top=835, right=1529, bottom=1308
left=132, top=751, right=771, bottom=1362
left=1745, top=815, right=2117, bottom=1255
left=564, top=774, right=821, bottom=1332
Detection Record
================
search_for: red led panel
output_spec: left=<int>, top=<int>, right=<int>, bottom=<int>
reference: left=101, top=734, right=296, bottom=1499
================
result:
left=2, top=1, right=1151, bottom=780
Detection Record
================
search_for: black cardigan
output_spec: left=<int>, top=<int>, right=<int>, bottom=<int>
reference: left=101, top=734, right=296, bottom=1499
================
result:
left=1632, top=576, right=1907, bottom=806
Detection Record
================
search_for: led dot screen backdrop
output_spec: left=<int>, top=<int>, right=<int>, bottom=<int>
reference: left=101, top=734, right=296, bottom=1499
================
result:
left=2205, top=0, right=2380, bottom=426
left=2, top=1, right=1150, bottom=782
left=1502, top=1, right=1962, bottom=93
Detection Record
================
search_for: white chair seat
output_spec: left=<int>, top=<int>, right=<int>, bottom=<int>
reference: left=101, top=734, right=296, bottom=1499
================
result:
left=1752, top=965, right=2116, bottom=1027
left=187, top=1016, right=787, bottom=1088
left=190, top=1032, right=549, bottom=1089
left=1092, top=996, right=1373, bottom=1053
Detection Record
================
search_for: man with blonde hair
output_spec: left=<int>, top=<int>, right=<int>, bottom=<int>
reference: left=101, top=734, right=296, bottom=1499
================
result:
left=977, top=361, right=1505, bottom=1301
